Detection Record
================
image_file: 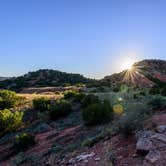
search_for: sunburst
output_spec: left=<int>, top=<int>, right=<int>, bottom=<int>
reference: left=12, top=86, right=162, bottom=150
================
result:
left=122, top=64, right=147, bottom=85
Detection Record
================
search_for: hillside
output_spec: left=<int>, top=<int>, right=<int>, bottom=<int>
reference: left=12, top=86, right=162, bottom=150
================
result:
left=0, top=69, right=94, bottom=91
left=0, top=77, right=10, bottom=81
left=0, top=85, right=166, bottom=166
left=0, top=59, right=166, bottom=166
left=0, top=60, right=165, bottom=92
left=101, top=59, right=166, bottom=88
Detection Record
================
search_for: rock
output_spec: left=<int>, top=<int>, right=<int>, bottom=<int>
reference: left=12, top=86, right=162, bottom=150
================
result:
left=84, top=160, right=88, bottom=163
left=132, top=153, right=138, bottom=158
left=136, top=138, right=153, bottom=155
left=117, top=156, right=123, bottom=159
left=145, top=150, right=161, bottom=164
left=33, top=123, right=51, bottom=134
left=76, top=152, right=95, bottom=162
left=136, top=130, right=155, bottom=140
left=94, top=157, right=101, bottom=161
left=151, top=133, right=166, bottom=143
left=156, top=125, right=166, bottom=133
left=68, top=158, right=75, bottom=164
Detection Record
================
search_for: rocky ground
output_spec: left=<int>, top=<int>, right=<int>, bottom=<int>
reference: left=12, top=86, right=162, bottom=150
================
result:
left=62, top=109, right=166, bottom=166
left=0, top=107, right=165, bottom=166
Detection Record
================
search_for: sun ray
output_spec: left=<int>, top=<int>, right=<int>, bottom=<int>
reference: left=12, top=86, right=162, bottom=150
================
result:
left=121, top=61, right=150, bottom=86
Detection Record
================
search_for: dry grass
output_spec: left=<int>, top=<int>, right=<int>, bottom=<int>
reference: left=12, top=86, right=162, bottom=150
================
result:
left=17, top=93, right=63, bottom=100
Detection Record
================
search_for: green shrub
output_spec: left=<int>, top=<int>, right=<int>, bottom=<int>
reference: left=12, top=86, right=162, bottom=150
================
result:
left=0, top=109, right=23, bottom=135
left=81, top=138, right=94, bottom=147
left=74, top=93, right=86, bottom=102
left=0, top=90, right=20, bottom=109
left=161, top=87, right=166, bottom=96
left=64, top=91, right=86, bottom=102
left=75, top=83, right=85, bottom=87
left=82, top=100, right=113, bottom=126
left=133, top=93, right=139, bottom=99
left=14, top=133, right=35, bottom=152
left=54, top=91, right=61, bottom=95
left=149, top=86, right=161, bottom=95
left=148, top=96, right=166, bottom=110
left=112, top=86, right=119, bottom=92
left=63, top=83, right=71, bottom=87
left=120, top=84, right=130, bottom=93
left=49, top=100, right=72, bottom=120
left=139, top=90, right=146, bottom=96
left=64, top=91, right=78, bottom=99
left=33, top=97, right=51, bottom=112
left=118, top=107, right=149, bottom=137
left=81, top=94, right=100, bottom=108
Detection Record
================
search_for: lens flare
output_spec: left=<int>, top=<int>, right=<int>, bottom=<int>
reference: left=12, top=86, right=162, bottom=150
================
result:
left=121, top=59, right=135, bottom=70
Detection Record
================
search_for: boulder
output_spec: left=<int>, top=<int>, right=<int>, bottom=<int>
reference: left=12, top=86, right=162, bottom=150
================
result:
left=145, top=150, right=161, bottom=164
left=156, top=125, right=166, bottom=133
left=151, top=133, right=166, bottom=144
left=136, top=138, right=153, bottom=155
left=76, top=152, right=95, bottom=162
left=136, top=130, right=155, bottom=140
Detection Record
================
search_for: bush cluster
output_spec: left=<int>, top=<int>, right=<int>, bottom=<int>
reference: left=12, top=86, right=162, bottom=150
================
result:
left=117, top=106, right=149, bottom=137
left=148, top=96, right=166, bottom=110
left=161, top=87, right=166, bottom=96
left=82, top=102, right=113, bottom=125
left=81, top=94, right=100, bottom=108
left=49, top=100, right=72, bottom=120
left=14, top=133, right=36, bottom=152
left=82, top=97, right=113, bottom=126
left=64, top=91, right=79, bottom=99
left=33, top=97, right=51, bottom=112
left=149, top=85, right=166, bottom=96
left=64, top=91, right=86, bottom=102
left=33, top=97, right=73, bottom=120
left=0, top=109, right=23, bottom=135
left=149, top=86, right=161, bottom=95
left=33, top=93, right=114, bottom=126
left=0, top=90, right=20, bottom=109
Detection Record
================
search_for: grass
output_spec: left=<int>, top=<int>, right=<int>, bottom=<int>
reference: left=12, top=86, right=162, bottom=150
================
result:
left=17, top=93, right=63, bottom=100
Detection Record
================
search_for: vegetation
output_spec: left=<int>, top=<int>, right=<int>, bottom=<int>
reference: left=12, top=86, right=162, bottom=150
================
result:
left=149, top=86, right=161, bottom=95
left=0, top=90, right=20, bottom=109
left=0, top=109, right=23, bottom=136
left=161, top=86, right=166, bottom=96
left=14, top=133, right=36, bottom=152
left=33, top=97, right=51, bottom=112
left=49, top=99, right=72, bottom=120
left=148, top=95, right=166, bottom=110
left=0, top=69, right=95, bottom=91
left=64, top=91, right=86, bottom=102
left=117, top=104, right=150, bottom=137
left=82, top=100, right=113, bottom=125
left=81, top=94, right=100, bottom=108
left=64, top=90, right=79, bottom=99
left=0, top=60, right=165, bottom=165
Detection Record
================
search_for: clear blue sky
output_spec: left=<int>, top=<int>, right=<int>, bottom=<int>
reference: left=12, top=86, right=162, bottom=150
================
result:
left=0, top=0, right=166, bottom=78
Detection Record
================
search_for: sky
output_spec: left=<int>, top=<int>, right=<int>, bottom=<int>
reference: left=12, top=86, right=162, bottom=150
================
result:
left=0, top=0, right=166, bottom=79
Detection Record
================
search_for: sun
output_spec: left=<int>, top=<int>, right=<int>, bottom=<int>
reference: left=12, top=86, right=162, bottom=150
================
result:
left=121, top=59, right=135, bottom=70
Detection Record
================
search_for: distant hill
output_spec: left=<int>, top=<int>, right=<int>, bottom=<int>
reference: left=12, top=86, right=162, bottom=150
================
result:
left=0, top=77, right=10, bottom=81
left=100, top=59, right=166, bottom=88
left=0, top=69, right=94, bottom=91
left=0, top=60, right=165, bottom=91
